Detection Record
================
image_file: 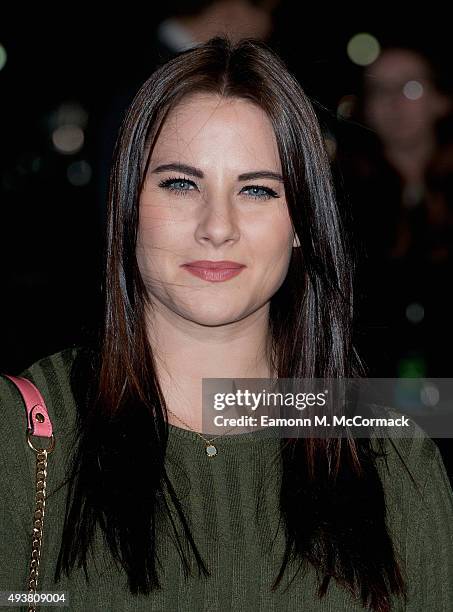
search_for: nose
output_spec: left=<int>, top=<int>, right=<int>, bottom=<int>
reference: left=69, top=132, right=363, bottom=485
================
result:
left=194, top=191, right=240, bottom=247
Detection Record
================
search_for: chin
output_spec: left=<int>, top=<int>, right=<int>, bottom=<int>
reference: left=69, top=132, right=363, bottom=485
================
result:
left=180, top=304, right=246, bottom=327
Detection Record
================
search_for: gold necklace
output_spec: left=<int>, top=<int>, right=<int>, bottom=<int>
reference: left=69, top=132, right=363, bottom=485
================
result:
left=166, top=408, right=237, bottom=457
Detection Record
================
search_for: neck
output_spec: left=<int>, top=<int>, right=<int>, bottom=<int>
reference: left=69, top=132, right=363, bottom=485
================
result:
left=145, top=301, right=274, bottom=431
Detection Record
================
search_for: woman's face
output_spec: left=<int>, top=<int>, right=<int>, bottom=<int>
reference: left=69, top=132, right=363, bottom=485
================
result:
left=137, top=92, right=297, bottom=327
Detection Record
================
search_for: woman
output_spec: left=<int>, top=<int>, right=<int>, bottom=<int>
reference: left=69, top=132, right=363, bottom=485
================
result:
left=1, top=36, right=452, bottom=611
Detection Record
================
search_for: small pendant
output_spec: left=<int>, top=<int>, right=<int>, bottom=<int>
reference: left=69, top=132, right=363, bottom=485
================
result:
left=206, top=444, right=218, bottom=457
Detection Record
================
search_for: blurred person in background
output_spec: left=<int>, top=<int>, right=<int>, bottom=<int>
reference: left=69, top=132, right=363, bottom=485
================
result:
left=335, top=47, right=453, bottom=484
left=336, top=46, right=453, bottom=379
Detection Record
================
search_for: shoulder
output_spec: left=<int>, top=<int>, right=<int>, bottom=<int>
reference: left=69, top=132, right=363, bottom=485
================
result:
left=371, top=408, right=453, bottom=559
left=18, top=345, right=78, bottom=384
left=0, top=347, right=82, bottom=535
left=0, top=346, right=80, bottom=450
left=371, top=407, right=450, bottom=502
left=371, top=409, right=453, bottom=608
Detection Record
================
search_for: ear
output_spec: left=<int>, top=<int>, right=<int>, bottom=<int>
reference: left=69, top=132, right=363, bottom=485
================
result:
left=293, top=233, right=301, bottom=248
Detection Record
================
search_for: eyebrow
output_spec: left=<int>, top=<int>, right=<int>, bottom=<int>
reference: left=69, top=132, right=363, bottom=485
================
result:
left=151, top=162, right=284, bottom=183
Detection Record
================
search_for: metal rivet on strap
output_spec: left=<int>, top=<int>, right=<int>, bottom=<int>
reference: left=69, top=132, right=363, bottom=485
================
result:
left=35, top=413, right=45, bottom=423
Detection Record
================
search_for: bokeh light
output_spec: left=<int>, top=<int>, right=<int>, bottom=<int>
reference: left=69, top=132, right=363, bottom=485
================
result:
left=347, top=33, right=381, bottom=66
left=0, top=44, right=7, bottom=71
left=406, top=302, right=425, bottom=324
left=54, top=102, right=88, bottom=129
left=67, top=160, right=92, bottom=186
left=323, top=136, right=337, bottom=159
left=420, top=383, right=440, bottom=408
left=337, top=94, right=357, bottom=119
left=403, top=80, right=424, bottom=100
left=47, top=101, right=88, bottom=155
left=52, top=125, right=84, bottom=155
left=0, top=45, right=8, bottom=70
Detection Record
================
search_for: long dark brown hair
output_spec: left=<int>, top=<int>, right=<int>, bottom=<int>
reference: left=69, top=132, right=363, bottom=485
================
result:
left=56, top=36, right=412, bottom=611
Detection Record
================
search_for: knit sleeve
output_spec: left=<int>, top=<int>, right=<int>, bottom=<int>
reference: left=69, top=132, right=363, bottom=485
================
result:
left=0, top=375, right=35, bottom=594
left=404, top=439, right=453, bottom=611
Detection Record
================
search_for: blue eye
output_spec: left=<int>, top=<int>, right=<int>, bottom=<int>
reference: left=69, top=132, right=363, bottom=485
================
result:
left=241, top=185, right=278, bottom=200
left=158, top=177, right=279, bottom=201
left=158, top=176, right=196, bottom=196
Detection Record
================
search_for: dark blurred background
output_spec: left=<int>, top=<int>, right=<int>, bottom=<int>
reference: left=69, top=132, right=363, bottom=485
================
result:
left=1, top=3, right=452, bottom=382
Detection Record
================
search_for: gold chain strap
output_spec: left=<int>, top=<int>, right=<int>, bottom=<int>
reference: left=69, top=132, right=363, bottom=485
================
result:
left=26, top=434, right=55, bottom=612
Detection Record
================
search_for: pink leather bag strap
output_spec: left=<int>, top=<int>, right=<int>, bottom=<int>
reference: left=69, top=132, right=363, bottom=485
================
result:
left=2, top=372, right=56, bottom=604
left=3, top=374, right=53, bottom=438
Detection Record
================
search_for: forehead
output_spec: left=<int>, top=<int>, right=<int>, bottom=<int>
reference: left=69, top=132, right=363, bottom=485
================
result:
left=150, top=93, right=281, bottom=169
left=366, top=50, right=431, bottom=86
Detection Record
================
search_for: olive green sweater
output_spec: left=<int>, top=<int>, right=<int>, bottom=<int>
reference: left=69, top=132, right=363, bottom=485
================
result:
left=1, top=348, right=453, bottom=611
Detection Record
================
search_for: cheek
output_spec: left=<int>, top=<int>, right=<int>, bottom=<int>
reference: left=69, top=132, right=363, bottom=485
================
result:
left=137, top=195, right=188, bottom=262
left=136, top=206, right=155, bottom=268
left=406, top=99, right=432, bottom=121
left=250, top=214, right=294, bottom=275
left=138, top=194, right=176, bottom=238
left=137, top=199, right=174, bottom=281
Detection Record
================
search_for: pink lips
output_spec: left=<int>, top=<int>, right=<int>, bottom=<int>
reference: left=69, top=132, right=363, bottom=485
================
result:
left=180, top=260, right=246, bottom=282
